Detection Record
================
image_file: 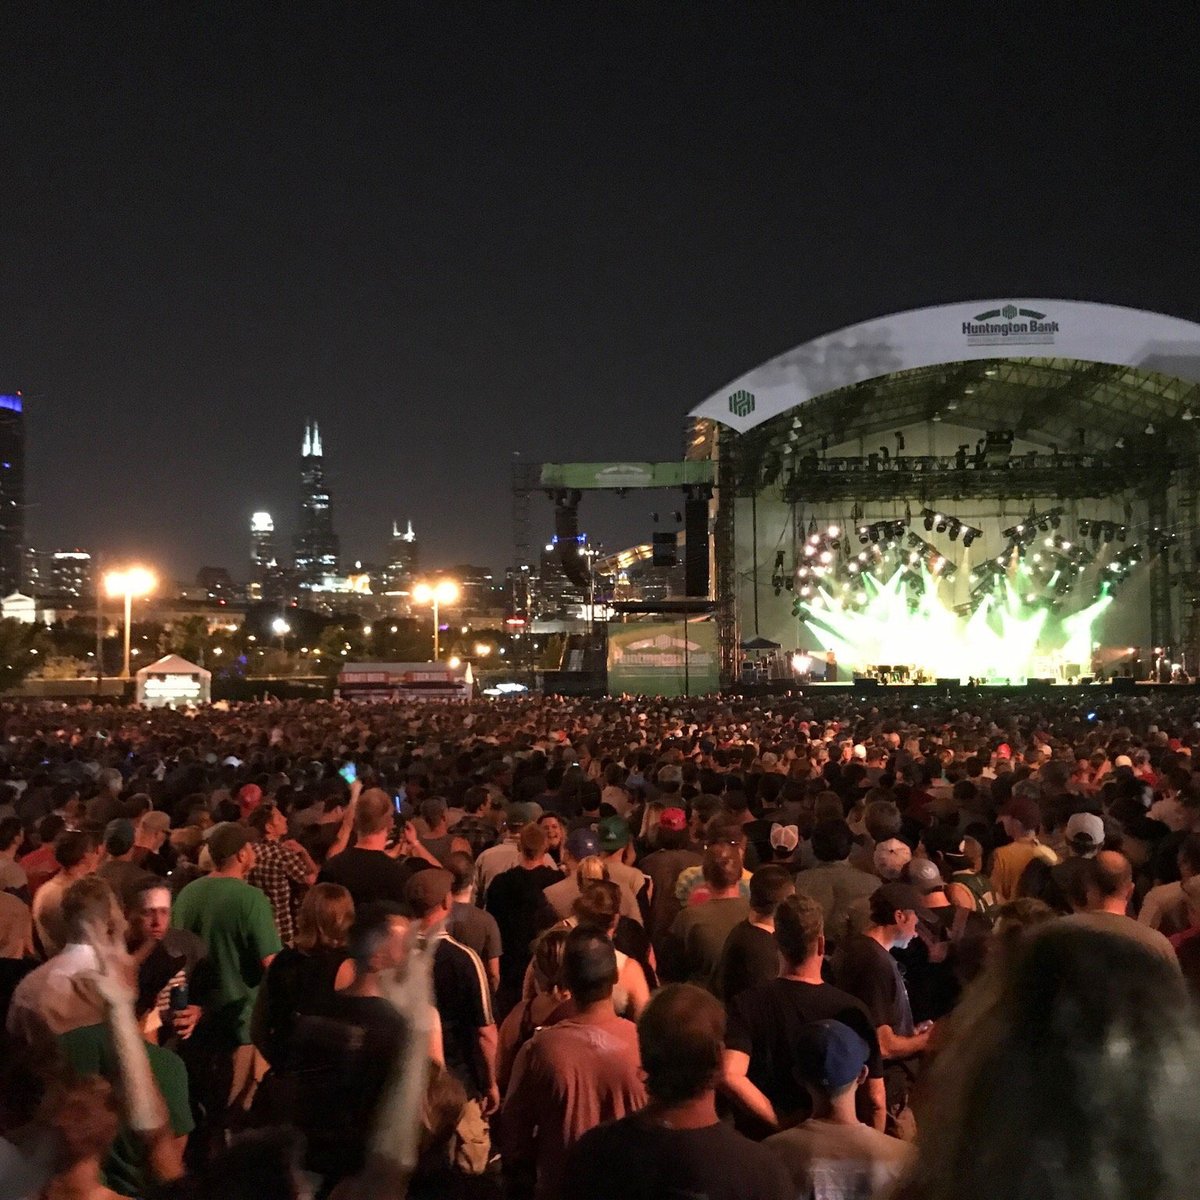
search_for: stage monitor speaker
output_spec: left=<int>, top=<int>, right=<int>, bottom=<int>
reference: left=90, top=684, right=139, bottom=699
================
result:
left=1111, top=676, right=1136, bottom=693
left=652, top=531, right=678, bottom=568
left=684, top=497, right=709, bottom=596
left=555, top=500, right=590, bottom=587
left=936, top=678, right=962, bottom=688
left=852, top=677, right=881, bottom=690
left=1028, top=678, right=1054, bottom=689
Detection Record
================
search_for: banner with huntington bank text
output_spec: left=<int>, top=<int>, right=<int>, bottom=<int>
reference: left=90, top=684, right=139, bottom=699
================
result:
left=607, top=621, right=719, bottom=697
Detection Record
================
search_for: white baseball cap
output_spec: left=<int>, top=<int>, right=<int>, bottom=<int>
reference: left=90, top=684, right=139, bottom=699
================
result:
left=874, top=838, right=912, bottom=880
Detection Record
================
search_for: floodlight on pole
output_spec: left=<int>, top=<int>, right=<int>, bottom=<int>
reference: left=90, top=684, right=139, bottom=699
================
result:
left=104, top=567, right=157, bottom=680
left=412, top=579, right=459, bottom=660
left=271, top=616, right=291, bottom=654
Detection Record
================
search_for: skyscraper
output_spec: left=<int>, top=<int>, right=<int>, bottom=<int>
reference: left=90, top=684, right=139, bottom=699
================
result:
left=382, top=519, right=418, bottom=592
left=250, top=511, right=278, bottom=599
left=0, top=395, right=24, bottom=594
left=293, top=419, right=339, bottom=588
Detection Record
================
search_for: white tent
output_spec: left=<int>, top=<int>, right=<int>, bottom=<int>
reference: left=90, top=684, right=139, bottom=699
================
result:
left=135, top=654, right=212, bottom=708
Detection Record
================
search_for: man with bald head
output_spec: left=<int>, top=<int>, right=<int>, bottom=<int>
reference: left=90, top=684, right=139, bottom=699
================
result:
left=317, top=787, right=431, bottom=907
left=1061, top=849, right=1180, bottom=969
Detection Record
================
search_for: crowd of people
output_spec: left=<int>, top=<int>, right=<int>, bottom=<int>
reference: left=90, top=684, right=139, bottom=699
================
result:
left=3, top=689, right=1200, bottom=1199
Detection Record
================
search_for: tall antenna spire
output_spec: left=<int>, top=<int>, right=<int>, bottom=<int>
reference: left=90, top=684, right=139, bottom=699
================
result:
left=301, top=421, right=311, bottom=458
left=312, top=421, right=322, bottom=457
left=405, top=518, right=415, bottom=541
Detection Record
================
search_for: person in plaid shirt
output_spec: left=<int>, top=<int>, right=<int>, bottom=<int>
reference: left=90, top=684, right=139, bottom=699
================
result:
left=247, top=803, right=318, bottom=946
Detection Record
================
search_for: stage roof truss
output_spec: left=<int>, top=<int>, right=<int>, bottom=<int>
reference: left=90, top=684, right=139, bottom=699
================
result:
left=730, top=358, right=1200, bottom=497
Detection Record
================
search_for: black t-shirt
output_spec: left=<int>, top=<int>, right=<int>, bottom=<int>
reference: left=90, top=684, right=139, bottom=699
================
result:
left=317, top=847, right=429, bottom=908
left=259, top=945, right=348, bottom=1068
left=891, top=904, right=990, bottom=1022
left=565, top=1111, right=790, bottom=1200
left=434, top=934, right=495, bottom=1098
left=288, top=992, right=406, bottom=1180
left=717, top=920, right=780, bottom=1003
left=830, top=933, right=914, bottom=1040
left=726, top=978, right=882, bottom=1121
left=484, top=863, right=561, bottom=989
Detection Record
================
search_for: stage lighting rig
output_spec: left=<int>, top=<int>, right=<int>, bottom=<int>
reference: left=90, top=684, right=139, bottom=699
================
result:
left=857, top=517, right=908, bottom=546
left=1148, top=528, right=1180, bottom=556
left=1004, top=507, right=1063, bottom=544
left=1079, top=517, right=1127, bottom=544
left=944, top=518, right=982, bottom=545
left=905, top=532, right=957, bottom=578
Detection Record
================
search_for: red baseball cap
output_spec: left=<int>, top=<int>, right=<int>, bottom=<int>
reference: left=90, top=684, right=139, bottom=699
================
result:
left=659, top=807, right=688, bottom=832
left=237, top=783, right=263, bottom=817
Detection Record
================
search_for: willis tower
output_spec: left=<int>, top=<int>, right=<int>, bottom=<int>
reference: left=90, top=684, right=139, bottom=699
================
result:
left=293, top=419, right=339, bottom=587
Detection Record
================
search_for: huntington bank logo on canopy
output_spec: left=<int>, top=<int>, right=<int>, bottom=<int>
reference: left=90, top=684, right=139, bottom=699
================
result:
left=962, top=304, right=1060, bottom=347
left=729, top=389, right=756, bottom=417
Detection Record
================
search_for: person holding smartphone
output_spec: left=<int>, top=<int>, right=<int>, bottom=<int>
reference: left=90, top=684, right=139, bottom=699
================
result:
left=319, top=788, right=436, bottom=909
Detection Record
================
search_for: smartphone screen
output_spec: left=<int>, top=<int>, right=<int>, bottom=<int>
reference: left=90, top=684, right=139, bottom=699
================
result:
left=338, top=762, right=357, bottom=785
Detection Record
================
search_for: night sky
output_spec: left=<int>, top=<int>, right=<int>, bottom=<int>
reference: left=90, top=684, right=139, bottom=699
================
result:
left=4, top=5, right=1198, bottom=580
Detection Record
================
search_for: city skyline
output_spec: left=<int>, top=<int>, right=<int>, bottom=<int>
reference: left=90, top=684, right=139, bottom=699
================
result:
left=6, top=9, right=1200, bottom=576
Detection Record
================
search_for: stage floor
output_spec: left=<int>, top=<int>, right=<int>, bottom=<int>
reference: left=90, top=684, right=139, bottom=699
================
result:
left=730, top=679, right=1196, bottom=697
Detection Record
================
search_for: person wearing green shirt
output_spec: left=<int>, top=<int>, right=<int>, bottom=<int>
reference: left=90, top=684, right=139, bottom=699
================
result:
left=172, top=821, right=281, bottom=1144
left=59, top=1018, right=194, bottom=1197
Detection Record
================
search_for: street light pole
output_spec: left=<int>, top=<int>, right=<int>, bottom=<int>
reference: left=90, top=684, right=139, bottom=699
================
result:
left=123, top=587, right=133, bottom=679
left=413, top=579, right=459, bottom=664
left=104, top=567, right=155, bottom=682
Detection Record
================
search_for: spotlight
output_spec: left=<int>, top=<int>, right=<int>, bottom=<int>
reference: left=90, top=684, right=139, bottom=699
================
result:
left=935, top=514, right=947, bottom=533
left=858, top=525, right=870, bottom=545
left=1103, top=523, right=1115, bottom=543
left=962, top=528, right=977, bottom=548
left=923, top=509, right=934, bottom=532
left=1079, top=519, right=1091, bottom=536
left=948, top=520, right=962, bottom=541
left=774, top=551, right=785, bottom=569
left=827, top=524, right=840, bottom=538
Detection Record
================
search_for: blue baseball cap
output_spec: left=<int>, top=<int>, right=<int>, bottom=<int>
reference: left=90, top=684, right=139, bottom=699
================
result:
left=795, top=1019, right=870, bottom=1092
left=565, top=827, right=600, bottom=860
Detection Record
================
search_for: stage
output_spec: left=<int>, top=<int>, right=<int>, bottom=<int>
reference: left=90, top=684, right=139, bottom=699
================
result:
left=727, top=678, right=1197, bottom=698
